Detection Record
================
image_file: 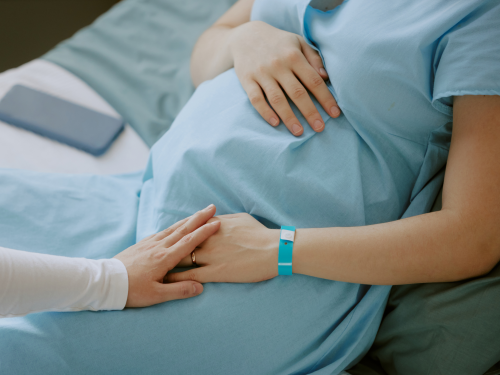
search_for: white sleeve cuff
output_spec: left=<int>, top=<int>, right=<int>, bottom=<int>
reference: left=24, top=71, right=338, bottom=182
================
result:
left=98, top=258, right=129, bottom=311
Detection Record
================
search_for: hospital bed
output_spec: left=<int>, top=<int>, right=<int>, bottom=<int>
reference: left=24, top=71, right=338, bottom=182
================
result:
left=0, top=0, right=499, bottom=374
left=0, top=58, right=356, bottom=375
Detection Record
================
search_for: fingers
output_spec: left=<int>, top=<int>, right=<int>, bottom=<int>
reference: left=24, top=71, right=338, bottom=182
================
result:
left=166, top=267, right=215, bottom=284
left=299, top=37, right=329, bottom=80
left=260, top=78, right=304, bottom=136
left=159, top=204, right=216, bottom=246
left=242, top=79, right=280, bottom=127
left=238, top=36, right=340, bottom=136
left=153, top=216, right=190, bottom=241
left=250, top=56, right=339, bottom=135
left=176, top=253, right=195, bottom=268
left=165, top=220, right=221, bottom=266
left=298, top=37, right=341, bottom=119
left=293, top=62, right=341, bottom=119
left=156, top=281, right=203, bottom=303
left=278, top=72, right=326, bottom=132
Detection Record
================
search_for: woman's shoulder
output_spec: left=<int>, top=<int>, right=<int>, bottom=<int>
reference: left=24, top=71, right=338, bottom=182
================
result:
left=432, top=0, right=500, bottom=109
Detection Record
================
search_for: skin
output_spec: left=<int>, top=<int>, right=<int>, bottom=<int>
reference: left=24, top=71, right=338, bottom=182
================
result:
left=114, top=205, right=220, bottom=307
left=167, top=2, right=500, bottom=285
left=190, top=0, right=340, bottom=136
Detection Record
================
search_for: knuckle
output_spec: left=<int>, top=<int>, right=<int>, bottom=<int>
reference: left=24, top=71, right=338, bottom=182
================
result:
left=290, top=85, right=307, bottom=100
left=256, top=64, right=268, bottom=75
left=249, top=93, right=263, bottom=106
left=268, top=92, right=283, bottom=106
left=285, top=49, right=302, bottom=63
left=187, top=271, right=198, bottom=282
left=304, top=109, right=319, bottom=119
left=153, top=250, right=166, bottom=261
left=309, top=75, right=324, bottom=89
left=175, top=225, right=189, bottom=236
left=269, top=57, right=282, bottom=70
left=161, top=227, right=174, bottom=237
left=145, top=243, right=156, bottom=252
left=180, top=233, right=193, bottom=244
left=179, top=285, right=190, bottom=297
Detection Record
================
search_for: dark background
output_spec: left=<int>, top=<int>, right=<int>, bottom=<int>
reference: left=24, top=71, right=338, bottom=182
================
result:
left=0, top=0, right=120, bottom=73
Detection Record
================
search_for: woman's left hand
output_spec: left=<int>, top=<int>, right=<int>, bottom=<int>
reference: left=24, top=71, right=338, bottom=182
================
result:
left=166, top=213, right=280, bottom=284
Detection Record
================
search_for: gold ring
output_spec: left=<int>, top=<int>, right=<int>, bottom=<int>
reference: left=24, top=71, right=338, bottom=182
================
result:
left=191, top=250, right=196, bottom=265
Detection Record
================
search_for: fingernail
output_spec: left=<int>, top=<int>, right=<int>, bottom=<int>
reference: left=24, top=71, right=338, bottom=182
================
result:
left=292, top=124, right=302, bottom=135
left=313, top=120, right=324, bottom=131
left=193, top=284, right=198, bottom=294
left=270, top=117, right=279, bottom=126
left=205, top=204, right=215, bottom=211
left=319, top=68, right=328, bottom=77
left=331, top=106, right=341, bottom=117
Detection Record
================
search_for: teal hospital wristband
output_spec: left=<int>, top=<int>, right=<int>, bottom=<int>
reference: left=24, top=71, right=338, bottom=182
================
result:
left=278, top=226, right=295, bottom=275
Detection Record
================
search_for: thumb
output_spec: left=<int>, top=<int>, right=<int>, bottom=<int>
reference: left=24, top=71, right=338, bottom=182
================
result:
left=299, top=37, right=328, bottom=79
left=156, top=281, right=204, bottom=303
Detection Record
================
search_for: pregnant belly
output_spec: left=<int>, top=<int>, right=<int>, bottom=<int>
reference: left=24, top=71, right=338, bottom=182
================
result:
left=127, top=70, right=397, bottom=375
left=137, top=69, right=421, bottom=239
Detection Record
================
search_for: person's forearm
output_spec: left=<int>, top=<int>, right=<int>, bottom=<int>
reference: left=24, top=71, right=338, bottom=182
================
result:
left=0, top=247, right=128, bottom=318
left=292, top=209, right=499, bottom=285
left=190, top=0, right=254, bottom=87
left=190, top=25, right=236, bottom=87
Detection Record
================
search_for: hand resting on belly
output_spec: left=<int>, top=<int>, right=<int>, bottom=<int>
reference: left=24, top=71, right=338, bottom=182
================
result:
left=190, top=0, right=340, bottom=136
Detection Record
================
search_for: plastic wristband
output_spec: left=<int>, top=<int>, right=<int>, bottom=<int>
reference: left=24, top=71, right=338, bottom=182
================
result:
left=278, top=226, right=296, bottom=275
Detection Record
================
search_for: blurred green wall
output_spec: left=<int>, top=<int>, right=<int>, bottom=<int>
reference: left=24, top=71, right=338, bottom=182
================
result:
left=0, top=0, right=119, bottom=73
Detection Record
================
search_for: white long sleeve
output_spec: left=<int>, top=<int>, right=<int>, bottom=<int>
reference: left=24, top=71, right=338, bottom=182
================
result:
left=0, top=246, right=129, bottom=318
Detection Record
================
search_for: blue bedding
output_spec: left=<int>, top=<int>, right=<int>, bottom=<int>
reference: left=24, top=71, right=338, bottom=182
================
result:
left=2, top=0, right=499, bottom=374
left=44, top=0, right=237, bottom=147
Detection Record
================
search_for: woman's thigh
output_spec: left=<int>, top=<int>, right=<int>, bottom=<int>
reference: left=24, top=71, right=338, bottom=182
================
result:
left=0, top=168, right=142, bottom=259
left=0, top=276, right=388, bottom=375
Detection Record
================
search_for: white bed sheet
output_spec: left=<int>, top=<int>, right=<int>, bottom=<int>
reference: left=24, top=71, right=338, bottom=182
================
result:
left=0, top=60, right=149, bottom=175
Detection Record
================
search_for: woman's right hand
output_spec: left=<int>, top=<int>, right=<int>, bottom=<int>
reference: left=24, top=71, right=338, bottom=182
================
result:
left=229, top=20, right=341, bottom=136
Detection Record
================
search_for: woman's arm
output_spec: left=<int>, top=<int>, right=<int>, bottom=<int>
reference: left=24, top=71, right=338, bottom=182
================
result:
left=169, top=95, right=500, bottom=285
left=190, top=0, right=340, bottom=136
left=291, top=95, right=500, bottom=284
left=190, top=0, right=254, bottom=87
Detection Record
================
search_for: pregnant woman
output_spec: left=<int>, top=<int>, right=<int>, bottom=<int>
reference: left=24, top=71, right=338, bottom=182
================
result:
left=1, top=0, right=499, bottom=374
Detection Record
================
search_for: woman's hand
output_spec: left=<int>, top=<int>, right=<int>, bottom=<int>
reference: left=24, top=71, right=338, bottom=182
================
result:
left=167, top=213, right=280, bottom=284
left=114, top=204, right=220, bottom=307
left=229, top=20, right=341, bottom=136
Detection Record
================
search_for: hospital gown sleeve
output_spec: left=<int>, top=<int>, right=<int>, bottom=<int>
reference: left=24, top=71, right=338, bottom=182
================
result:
left=0, top=246, right=128, bottom=318
left=431, top=1, right=500, bottom=115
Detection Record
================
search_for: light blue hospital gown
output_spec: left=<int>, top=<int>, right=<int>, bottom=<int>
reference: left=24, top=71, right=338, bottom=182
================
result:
left=1, top=1, right=499, bottom=374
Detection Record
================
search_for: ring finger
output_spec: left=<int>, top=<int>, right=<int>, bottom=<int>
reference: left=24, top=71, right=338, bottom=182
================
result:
left=174, top=246, right=200, bottom=268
